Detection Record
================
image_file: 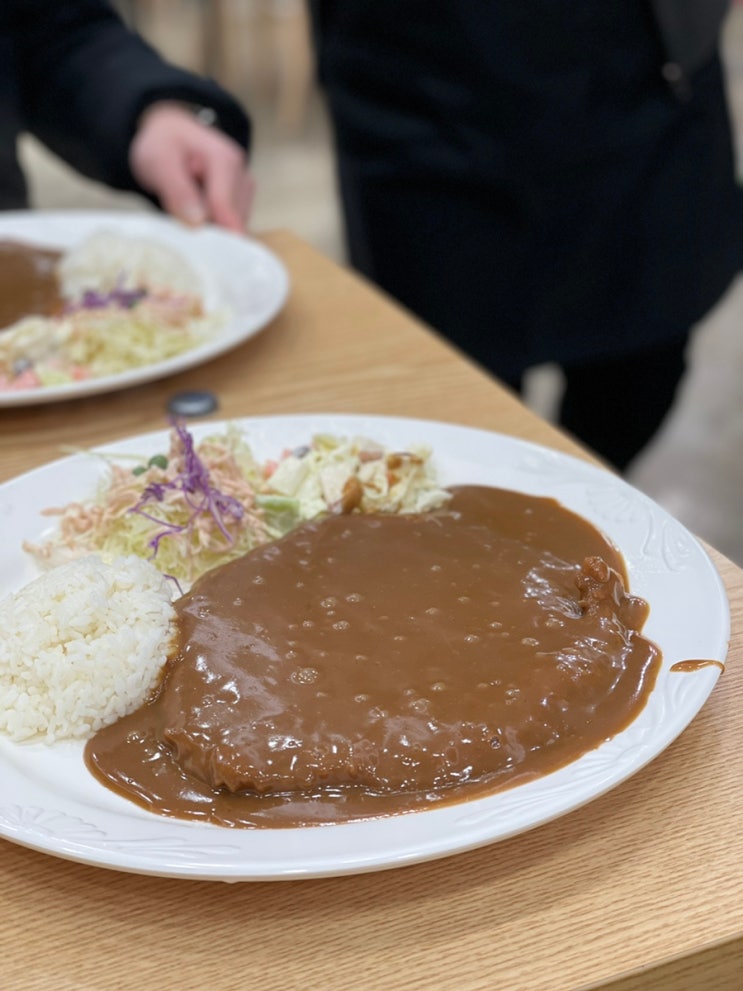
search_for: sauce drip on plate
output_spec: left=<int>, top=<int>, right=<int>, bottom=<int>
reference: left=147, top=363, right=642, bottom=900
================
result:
left=85, top=485, right=662, bottom=827
left=670, top=659, right=725, bottom=674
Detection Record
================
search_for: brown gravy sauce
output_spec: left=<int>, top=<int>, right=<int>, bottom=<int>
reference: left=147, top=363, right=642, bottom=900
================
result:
left=0, top=240, right=64, bottom=330
left=85, top=485, right=662, bottom=827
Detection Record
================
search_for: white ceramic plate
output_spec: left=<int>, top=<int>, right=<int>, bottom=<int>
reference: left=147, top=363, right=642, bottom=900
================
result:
left=0, top=415, right=729, bottom=880
left=0, top=211, right=289, bottom=406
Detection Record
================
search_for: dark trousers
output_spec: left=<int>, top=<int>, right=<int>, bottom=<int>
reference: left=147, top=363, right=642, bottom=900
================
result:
left=510, top=337, right=689, bottom=471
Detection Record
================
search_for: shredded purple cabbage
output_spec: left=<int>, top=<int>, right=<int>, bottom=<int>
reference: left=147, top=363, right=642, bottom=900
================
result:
left=67, top=273, right=148, bottom=313
left=81, top=286, right=147, bottom=309
left=129, top=420, right=245, bottom=559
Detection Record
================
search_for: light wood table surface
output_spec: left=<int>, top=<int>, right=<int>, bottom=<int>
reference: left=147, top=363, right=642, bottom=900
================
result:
left=1, top=230, right=741, bottom=991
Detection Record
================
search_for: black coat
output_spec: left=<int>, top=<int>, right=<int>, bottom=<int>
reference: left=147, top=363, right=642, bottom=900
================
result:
left=1, top=0, right=250, bottom=211
left=311, top=0, right=743, bottom=378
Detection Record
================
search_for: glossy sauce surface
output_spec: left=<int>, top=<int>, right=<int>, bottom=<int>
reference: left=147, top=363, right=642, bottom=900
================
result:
left=85, top=486, right=662, bottom=827
left=0, top=240, right=64, bottom=330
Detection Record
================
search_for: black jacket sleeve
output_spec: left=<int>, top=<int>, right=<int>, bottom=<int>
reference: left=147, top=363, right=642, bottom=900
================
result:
left=12, top=0, right=250, bottom=194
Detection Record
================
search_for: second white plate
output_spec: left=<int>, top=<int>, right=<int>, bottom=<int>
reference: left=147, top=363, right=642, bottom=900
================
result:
left=0, top=211, right=289, bottom=406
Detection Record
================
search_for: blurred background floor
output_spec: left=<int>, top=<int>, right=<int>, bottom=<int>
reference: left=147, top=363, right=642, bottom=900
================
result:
left=17, top=0, right=743, bottom=565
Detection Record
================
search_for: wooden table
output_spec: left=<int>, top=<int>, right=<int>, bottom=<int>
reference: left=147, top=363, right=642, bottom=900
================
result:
left=1, top=231, right=741, bottom=991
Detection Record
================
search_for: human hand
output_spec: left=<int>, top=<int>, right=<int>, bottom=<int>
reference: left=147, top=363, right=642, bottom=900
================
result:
left=129, top=101, right=255, bottom=233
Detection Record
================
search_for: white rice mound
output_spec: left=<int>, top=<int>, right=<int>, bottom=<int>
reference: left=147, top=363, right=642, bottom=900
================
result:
left=57, top=229, right=202, bottom=299
left=0, top=554, right=176, bottom=744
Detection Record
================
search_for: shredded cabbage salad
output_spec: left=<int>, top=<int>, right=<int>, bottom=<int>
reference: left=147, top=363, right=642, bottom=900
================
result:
left=0, top=228, right=216, bottom=393
left=24, top=423, right=451, bottom=587
left=0, top=288, right=212, bottom=392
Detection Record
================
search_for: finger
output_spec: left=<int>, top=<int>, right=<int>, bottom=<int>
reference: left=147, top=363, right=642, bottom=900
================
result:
left=130, top=124, right=210, bottom=226
left=236, top=172, right=257, bottom=231
left=200, top=147, right=251, bottom=232
left=156, top=158, right=209, bottom=227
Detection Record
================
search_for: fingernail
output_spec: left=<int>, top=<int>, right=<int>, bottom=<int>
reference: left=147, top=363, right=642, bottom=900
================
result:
left=180, top=203, right=206, bottom=226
